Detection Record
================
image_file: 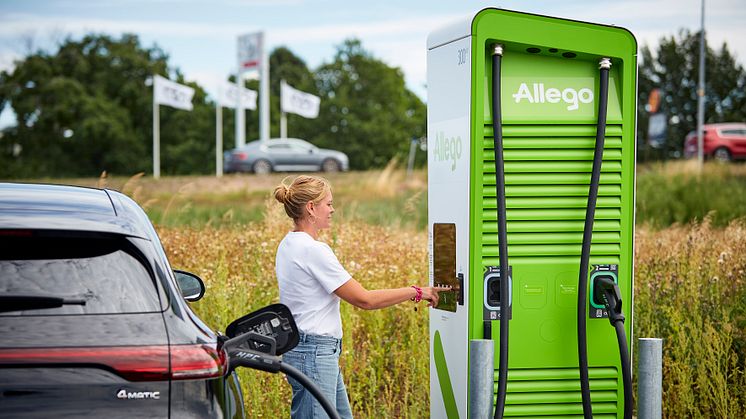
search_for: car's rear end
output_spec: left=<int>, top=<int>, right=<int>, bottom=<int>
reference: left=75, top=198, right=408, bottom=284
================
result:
left=0, top=184, right=240, bottom=418
left=224, top=143, right=259, bottom=173
left=684, top=128, right=718, bottom=158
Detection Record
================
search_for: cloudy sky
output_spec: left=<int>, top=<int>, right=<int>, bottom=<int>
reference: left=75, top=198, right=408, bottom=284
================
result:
left=1, top=0, right=744, bottom=127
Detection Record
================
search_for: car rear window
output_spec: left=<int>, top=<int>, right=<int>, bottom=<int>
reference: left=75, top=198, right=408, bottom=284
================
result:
left=0, top=234, right=161, bottom=315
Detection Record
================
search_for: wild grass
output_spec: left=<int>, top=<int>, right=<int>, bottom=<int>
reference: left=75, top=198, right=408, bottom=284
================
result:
left=158, top=204, right=746, bottom=417
left=9, top=162, right=746, bottom=416
left=159, top=200, right=431, bottom=416
left=635, top=219, right=746, bottom=418
left=636, top=161, right=746, bottom=228
left=20, top=160, right=745, bottom=231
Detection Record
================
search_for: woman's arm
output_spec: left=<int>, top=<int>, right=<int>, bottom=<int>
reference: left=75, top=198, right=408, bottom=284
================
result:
left=334, top=278, right=449, bottom=310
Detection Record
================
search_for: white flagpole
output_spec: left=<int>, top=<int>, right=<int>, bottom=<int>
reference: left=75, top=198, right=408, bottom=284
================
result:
left=153, top=87, right=160, bottom=179
left=260, top=47, right=270, bottom=142
left=236, top=72, right=245, bottom=148
left=216, top=103, right=223, bottom=177
left=280, top=79, right=287, bottom=138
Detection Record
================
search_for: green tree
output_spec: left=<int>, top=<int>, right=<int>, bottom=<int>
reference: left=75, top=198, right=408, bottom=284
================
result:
left=0, top=33, right=216, bottom=177
left=311, top=39, right=426, bottom=169
left=638, top=30, right=746, bottom=160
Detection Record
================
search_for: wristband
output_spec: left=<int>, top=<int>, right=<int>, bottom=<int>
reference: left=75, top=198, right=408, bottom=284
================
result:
left=411, top=285, right=423, bottom=303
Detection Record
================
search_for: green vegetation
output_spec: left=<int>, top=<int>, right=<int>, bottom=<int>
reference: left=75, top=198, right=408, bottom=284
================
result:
left=637, top=161, right=746, bottom=228
left=10, top=164, right=746, bottom=416
left=158, top=208, right=746, bottom=418
left=0, top=35, right=425, bottom=178
left=635, top=221, right=746, bottom=417
left=637, top=30, right=746, bottom=160
left=58, top=161, right=746, bottom=231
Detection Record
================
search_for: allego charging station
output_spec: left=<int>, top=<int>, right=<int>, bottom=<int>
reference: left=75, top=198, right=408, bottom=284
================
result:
left=427, top=8, right=637, bottom=419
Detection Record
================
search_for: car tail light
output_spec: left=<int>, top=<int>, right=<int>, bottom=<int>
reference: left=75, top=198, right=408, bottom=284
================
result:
left=170, top=343, right=226, bottom=380
left=233, top=152, right=248, bottom=161
left=0, top=343, right=225, bottom=381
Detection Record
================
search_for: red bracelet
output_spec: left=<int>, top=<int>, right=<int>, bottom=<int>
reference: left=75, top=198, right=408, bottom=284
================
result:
left=411, top=285, right=423, bottom=303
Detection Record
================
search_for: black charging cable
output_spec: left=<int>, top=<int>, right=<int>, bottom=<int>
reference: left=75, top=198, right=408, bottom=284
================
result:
left=490, top=42, right=510, bottom=419
left=578, top=57, right=612, bottom=419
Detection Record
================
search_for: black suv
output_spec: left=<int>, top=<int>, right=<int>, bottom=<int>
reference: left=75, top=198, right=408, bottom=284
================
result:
left=0, top=183, right=245, bottom=418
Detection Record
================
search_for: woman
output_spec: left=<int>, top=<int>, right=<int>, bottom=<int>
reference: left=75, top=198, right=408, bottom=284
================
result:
left=273, top=175, right=448, bottom=418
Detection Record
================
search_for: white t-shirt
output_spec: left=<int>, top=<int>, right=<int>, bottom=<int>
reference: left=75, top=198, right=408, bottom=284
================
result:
left=275, top=231, right=351, bottom=338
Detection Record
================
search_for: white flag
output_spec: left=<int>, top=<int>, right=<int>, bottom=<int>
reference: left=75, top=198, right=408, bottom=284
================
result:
left=218, top=81, right=257, bottom=110
left=153, top=75, right=194, bottom=111
left=281, top=81, right=320, bottom=119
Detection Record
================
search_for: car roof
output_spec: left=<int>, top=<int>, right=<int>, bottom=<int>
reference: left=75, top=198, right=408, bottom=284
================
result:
left=0, top=183, right=150, bottom=239
left=241, top=138, right=311, bottom=148
left=706, top=123, right=746, bottom=129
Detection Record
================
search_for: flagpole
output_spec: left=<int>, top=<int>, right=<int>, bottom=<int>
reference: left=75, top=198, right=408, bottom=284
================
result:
left=216, top=103, right=223, bottom=177
left=280, top=79, right=287, bottom=138
left=260, top=43, right=270, bottom=142
left=280, top=112, right=287, bottom=138
left=153, top=89, right=160, bottom=179
left=236, top=71, right=245, bottom=148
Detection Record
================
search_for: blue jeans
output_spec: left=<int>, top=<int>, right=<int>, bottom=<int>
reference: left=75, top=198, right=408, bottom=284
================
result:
left=282, top=333, right=353, bottom=419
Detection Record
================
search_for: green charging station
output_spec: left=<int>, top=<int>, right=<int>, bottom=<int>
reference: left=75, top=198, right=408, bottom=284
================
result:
left=427, top=8, right=637, bottom=418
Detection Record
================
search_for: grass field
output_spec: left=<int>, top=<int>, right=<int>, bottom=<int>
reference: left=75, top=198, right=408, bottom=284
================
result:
left=10, top=161, right=746, bottom=417
left=159, top=213, right=746, bottom=418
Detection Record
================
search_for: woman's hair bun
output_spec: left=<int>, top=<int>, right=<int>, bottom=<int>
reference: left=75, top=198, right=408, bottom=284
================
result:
left=273, top=182, right=291, bottom=204
left=274, top=175, right=330, bottom=221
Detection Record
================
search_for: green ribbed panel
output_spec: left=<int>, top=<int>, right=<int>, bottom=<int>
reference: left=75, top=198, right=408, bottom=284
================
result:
left=482, top=124, right=623, bottom=262
left=495, top=367, right=619, bottom=417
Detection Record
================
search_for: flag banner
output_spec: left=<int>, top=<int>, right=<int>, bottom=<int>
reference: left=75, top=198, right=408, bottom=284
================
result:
left=153, top=75, right=194, bottom=111
left=238, top=32, right=263, bottom=76
left=647, top=112, right=667, bottom=149
left=218, top=81, right=257, bottom=110
left=281, top=81, right=320, bottom=119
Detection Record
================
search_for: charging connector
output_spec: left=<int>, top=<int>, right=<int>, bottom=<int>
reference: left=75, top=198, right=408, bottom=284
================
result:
left=593, top=276, right=625, bottom=326
left=589, top=265, right=619, bottom=318
left=591, top=272, right=632, bottom=419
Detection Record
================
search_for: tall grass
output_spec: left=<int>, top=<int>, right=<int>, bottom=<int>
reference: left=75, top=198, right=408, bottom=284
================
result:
left=636, top=161, right=746, bottom=228
left=635, top=219, right=746, bottom=418
left=159, top=200, right=431, bottom=416
left=13, top=163, right=746, bottom=416
left=159, top=205, right=746, bottom=417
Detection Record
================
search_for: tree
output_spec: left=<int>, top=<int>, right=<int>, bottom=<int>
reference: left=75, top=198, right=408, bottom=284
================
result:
left=638, top=30, right=746, bottom=160
left=311, top=39, right=426, bottom=169
left=0, top=34, right=216, bottom=177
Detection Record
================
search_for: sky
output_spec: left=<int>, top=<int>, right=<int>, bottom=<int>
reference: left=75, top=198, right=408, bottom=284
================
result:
left=1, top=0, right=745, bottom=128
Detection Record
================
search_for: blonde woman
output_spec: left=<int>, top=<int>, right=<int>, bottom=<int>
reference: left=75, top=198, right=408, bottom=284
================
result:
left=273, top=175, right=447, bottom=418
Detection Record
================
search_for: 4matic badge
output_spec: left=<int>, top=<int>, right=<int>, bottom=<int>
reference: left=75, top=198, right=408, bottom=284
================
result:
left=117, top=389, right=160, bottom=400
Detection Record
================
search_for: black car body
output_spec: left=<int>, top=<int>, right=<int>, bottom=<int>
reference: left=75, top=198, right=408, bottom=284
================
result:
left=0, top=183, right=244, bottom=418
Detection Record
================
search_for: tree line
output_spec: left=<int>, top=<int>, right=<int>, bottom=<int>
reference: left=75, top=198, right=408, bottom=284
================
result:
left=637, top=30, right=746, bottom=160
left=0, top=35, right=426, bottom=177
left=1, top=30, right=744, bottom=178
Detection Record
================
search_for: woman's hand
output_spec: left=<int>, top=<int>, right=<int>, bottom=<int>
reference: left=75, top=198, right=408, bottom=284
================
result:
left=420, top=285, right=452, bottom=308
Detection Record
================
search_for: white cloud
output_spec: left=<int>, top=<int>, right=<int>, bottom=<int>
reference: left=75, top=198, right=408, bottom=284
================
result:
left=0, top=50, right=21, bottom=73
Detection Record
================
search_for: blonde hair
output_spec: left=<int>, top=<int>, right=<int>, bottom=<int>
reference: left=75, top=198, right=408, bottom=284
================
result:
left=273, top=175, right=331, bottom=221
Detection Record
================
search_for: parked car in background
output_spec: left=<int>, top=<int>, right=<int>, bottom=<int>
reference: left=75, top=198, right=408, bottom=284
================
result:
left=684, top=123, right=746, bottom=162
left=224, top=138, right=349, bottom=174
left=0, top=183, right=245, bottom=418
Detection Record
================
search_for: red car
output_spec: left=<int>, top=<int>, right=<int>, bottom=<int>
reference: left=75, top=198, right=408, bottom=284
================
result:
left=684, top=123, right=746, bottom=162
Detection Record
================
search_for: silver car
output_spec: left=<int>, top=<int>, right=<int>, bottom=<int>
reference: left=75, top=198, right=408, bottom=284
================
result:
left=224, top=138, right=349, bottom=174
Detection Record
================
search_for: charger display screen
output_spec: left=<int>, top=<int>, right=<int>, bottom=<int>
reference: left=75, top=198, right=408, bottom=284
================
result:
left=433, top=223, right=458, bottom=312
